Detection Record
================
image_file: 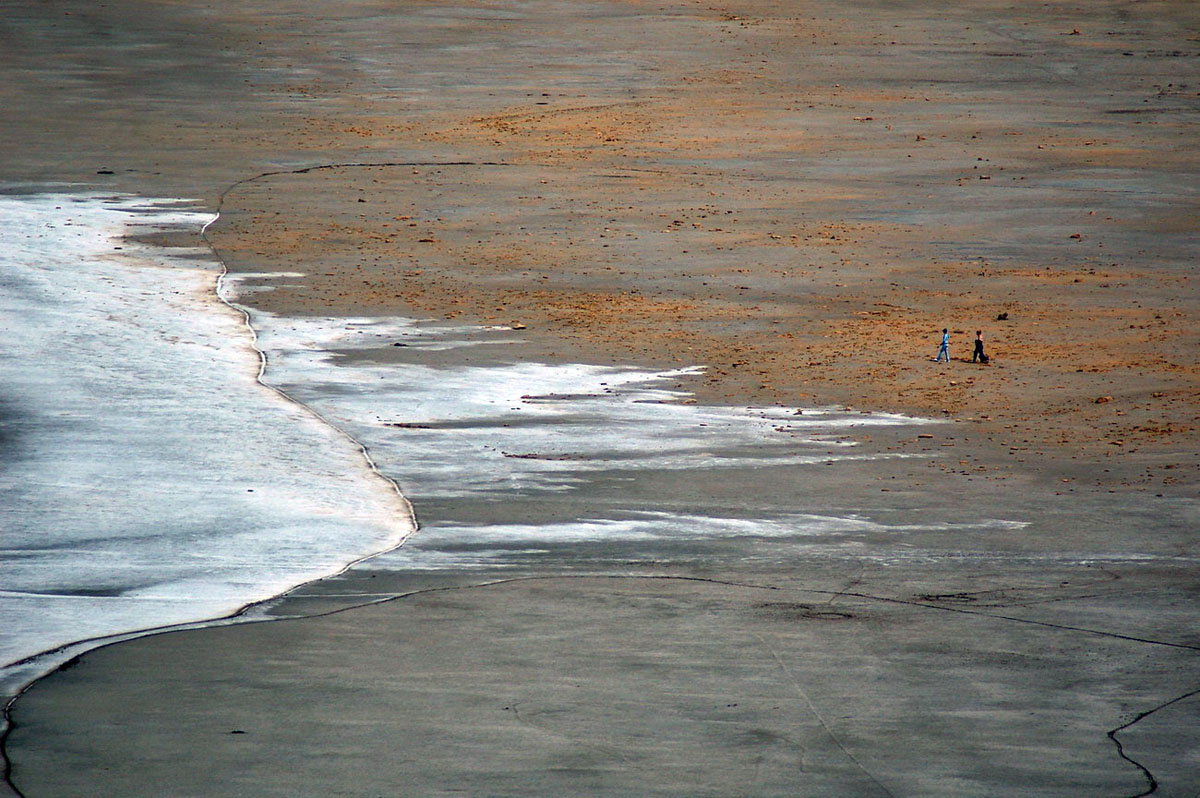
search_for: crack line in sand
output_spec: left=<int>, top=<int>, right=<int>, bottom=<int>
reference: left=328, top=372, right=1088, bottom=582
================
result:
left=286, top=575, right=1200, bottom=653
left=751, top=630, right=895, bottom=797
left=827, top=589, right=1200, bottom=653
left=504, top=702, right=636, bottom=767
left=298, top=574, right=1199, bottom=795
left=7, top=574, right=1195, bottom=796
left=1107, top=687, right=1200, bottom=798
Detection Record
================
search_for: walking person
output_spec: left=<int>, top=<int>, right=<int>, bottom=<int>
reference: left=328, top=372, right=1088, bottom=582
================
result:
left=971, top=330, right=986, bottom=363
left=935, top=328, right=950, bottom=363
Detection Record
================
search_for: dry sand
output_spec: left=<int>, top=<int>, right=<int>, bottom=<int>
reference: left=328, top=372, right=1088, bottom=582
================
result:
left=192, top=0, right=1198, bottom=492
left=2, top=0, right=1199, bottom=795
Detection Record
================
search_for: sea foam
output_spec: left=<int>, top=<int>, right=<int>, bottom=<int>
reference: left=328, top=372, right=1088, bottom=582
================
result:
left=0, top=194, right=414, bottom=694
left=221, top=306, right=943, bottom=572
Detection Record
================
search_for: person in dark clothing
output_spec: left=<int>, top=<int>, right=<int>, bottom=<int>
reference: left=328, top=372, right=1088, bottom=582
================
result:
left=972, top=330, right=986, bottom=363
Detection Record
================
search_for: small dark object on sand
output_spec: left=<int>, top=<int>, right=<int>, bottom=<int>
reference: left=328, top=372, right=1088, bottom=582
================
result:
left=996, top=312, right=1008, bottom=321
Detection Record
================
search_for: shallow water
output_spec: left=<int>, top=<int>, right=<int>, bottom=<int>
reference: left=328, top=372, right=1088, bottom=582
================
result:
left=225, top=304, right=972, bottom=573
left=0, top=194, right=413, bottom=694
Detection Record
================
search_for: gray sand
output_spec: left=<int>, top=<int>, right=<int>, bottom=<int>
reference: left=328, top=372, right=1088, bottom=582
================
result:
left=3, top=0, right=1198, bottom=795
left=11, top=572, right=1199, bottom=797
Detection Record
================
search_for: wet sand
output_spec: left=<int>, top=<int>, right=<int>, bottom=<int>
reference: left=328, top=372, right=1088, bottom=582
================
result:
left=3, top=0, right=1199, bottom=795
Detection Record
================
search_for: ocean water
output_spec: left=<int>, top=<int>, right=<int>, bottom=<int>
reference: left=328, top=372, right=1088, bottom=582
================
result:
left=0, top=194, right=414, bottom=695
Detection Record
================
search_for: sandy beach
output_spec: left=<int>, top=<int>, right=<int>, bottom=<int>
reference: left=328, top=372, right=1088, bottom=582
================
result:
left=3, top=0, right=1198, bottom=795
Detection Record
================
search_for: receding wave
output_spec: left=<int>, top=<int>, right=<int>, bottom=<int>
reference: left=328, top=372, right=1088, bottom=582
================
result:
left=0, top=194, right=415, bottom=694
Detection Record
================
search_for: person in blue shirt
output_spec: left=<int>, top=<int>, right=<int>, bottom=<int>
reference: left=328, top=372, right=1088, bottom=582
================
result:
left=935, top=328, right=950, bottom=363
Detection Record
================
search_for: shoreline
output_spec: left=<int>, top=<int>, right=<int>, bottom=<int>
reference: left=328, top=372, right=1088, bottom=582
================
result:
left=204, top=188, right=423, bottom=560
left=0, top=194, right=418, bottom=797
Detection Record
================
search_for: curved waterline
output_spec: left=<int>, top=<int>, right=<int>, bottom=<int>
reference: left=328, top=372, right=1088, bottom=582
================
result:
left=0, top=189, right=425, bottom=685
